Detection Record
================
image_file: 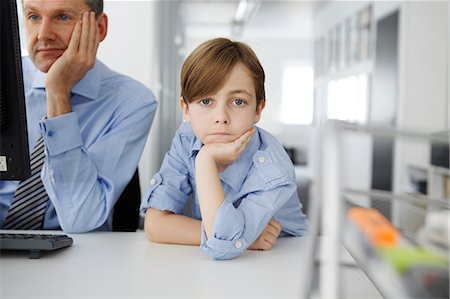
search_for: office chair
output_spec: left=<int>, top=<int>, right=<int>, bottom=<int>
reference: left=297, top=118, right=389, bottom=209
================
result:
left=112, top=169, right=141, bottom=232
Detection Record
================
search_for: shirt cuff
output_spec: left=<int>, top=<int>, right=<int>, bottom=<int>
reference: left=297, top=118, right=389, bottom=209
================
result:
left=201, top=223, right=247, bottom=260
left=200, top=200, right=247, bottom=260
left=39, top=112, right=83, bottom=156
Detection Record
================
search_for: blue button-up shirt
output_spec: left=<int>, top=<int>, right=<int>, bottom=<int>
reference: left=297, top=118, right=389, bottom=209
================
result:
left=0, top=57, right=157, bottom=232
left=141, top=123, right=309, bottom=259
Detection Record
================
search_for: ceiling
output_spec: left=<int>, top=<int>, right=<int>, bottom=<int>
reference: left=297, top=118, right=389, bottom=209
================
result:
left=181, top=0, right=317, bottom=40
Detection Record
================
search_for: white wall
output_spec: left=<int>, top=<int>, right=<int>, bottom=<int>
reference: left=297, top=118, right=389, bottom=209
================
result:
left=98, top=1, right=157, bottom=91
left=393, top=1, right=449, bottom=230
left=97, top=0, right=159, bottom=192
left=313, top=1, right=380, bottom=197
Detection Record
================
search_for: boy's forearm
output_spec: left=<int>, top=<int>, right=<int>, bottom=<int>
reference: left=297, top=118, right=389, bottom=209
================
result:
left=195, top=149, right=225, bottom=239
left=144, top=208, right=201, bottom=245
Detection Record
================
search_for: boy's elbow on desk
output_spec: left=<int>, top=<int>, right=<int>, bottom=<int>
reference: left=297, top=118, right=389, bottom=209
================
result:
left=144, top=208, right=168, bottom=243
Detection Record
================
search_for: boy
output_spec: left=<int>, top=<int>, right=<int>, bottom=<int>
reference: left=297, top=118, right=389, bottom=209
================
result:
left=141, top=38, right=309, bottom=260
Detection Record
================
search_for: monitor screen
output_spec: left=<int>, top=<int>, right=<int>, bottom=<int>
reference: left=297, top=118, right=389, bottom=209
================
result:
left=0, top=0, right=30, bottom=180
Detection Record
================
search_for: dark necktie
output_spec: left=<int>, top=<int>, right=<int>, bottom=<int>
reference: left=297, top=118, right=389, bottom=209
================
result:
left=4, top=135, right=49, bottom=229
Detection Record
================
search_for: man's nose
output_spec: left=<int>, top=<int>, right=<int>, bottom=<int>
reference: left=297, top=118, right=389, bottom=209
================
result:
left=37, top=19, right=56, bottom=41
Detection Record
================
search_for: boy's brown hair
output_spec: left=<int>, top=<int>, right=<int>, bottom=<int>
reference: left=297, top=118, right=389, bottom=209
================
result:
left=181, top=38, right=265, bottom=109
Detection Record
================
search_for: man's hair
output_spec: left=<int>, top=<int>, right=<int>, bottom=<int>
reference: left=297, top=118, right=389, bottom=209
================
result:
left=21, top=0, right=103, bottom=17
left=84, top=0, right=103, bottom=17
left=181, top=38, right=265, bottom=109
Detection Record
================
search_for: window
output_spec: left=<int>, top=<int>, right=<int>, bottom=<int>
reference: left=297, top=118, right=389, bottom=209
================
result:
left=280, top=64, right=314, bottom=125
left=326, top=73, right=369, bottom=123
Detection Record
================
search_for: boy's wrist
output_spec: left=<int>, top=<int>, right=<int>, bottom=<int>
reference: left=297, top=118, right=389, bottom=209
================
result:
left=196, top=147, right=219, bottom=168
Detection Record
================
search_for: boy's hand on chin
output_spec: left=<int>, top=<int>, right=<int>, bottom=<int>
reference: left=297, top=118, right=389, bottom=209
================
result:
left=202, top=128, right=255, bottom=167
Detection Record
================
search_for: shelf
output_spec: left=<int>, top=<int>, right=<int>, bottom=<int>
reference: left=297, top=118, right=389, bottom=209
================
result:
left=429, top=165, right=450, bottom=176
left=343, top=239, right=410, bottom=298
left=343, top=216, right=449, bottom=299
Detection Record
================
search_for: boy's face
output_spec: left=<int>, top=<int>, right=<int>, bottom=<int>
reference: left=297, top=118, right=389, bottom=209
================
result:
left=181, top=63, right=264, bottom=144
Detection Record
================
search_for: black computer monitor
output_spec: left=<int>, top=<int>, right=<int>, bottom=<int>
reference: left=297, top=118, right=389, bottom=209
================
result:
left=0, top=0, right=30, bottom=180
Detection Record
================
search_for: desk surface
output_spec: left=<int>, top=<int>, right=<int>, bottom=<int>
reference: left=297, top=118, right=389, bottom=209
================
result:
left=1, top=231, right=310, bottom=298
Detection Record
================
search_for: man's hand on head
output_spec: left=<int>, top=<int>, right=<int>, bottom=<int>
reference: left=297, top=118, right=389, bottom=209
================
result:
left=45, top=11, right=100, bottom=118
left=201, top=128, right=255, bottom=168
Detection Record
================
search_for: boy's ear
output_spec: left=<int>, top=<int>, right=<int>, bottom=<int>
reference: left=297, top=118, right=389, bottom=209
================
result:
left=253, top=99, right=266, bottom=123
left=180, top=97, right=191, bottom=122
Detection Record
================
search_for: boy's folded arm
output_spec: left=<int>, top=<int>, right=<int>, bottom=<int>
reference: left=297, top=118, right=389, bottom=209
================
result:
left=144, top=208, right=201, bottom=245
left=201, top=183, right=299, bottom=260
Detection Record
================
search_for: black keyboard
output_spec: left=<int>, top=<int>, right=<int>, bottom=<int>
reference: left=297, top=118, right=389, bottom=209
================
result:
left=0, top=233, right=73, bottom=259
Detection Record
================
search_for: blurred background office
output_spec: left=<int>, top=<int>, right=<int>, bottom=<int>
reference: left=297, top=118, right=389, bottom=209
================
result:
left=17, top=0, right=449, bottom=239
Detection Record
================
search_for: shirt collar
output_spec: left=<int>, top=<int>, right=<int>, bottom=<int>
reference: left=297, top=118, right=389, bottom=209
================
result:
left=31, top=59, right=102, bottom=100
left=190, top=137, right=203, bottom=158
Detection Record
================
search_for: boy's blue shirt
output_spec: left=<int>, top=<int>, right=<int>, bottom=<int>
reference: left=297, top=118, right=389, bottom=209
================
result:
left=141, top=122, right=309, bottom=260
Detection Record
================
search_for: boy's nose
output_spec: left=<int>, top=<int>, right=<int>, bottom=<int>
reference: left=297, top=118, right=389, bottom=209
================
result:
left=214, top=107, right=230, bottom=125
left=215, top=119, right=228, bottom=124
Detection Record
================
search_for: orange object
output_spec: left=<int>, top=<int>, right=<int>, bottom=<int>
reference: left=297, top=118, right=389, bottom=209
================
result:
left=348, top=207, right=399, bottom=247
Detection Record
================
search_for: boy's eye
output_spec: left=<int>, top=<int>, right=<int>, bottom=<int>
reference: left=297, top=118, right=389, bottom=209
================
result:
left=233, top=99, right=246, bottom=106
left=199, top=99, right=212, bottom=106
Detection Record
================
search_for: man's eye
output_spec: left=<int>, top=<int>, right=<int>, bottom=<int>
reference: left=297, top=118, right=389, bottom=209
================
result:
left=28, top=14, right=39, bottom=21
left=233, top=99, right=245, bottom=106
left=58, top=14, right=71, bottom=21
left=200, top=99, right=212, bottom=106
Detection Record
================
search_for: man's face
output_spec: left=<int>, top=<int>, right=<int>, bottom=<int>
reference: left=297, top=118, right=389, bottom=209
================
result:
left=181, top=63, right=264, bottom=145
left=22, top=0, right=92, bottom=73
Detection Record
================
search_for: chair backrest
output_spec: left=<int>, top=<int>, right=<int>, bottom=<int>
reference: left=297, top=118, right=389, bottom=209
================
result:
left=112, top=169, right=141, bottom=232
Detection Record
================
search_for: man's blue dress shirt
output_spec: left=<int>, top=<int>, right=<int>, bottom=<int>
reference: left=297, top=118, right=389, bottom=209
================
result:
left=0, top=57, right=157, bottom=232
left=141, top=123, right=309, bottom=260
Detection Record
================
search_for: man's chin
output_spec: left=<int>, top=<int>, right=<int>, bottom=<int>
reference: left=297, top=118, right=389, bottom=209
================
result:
left=32, top=57, right=57, bottom=73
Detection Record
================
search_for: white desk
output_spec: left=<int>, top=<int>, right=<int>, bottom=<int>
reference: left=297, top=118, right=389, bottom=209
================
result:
left=1, top=231, right=384, bottom=298
left=1, top=231, right=310, bottom=298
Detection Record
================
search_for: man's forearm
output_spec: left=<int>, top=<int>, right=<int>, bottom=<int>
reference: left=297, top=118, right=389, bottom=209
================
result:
left=42, top=103, right=155, bottom=232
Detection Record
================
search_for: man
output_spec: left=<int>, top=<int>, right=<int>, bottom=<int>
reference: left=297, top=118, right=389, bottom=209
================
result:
left=0, top=0, right=157, bottom=232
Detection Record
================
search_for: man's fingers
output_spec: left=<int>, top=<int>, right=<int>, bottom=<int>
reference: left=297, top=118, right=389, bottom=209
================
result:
left=87, top=11, right=99, bottom=60
left=79, top=11, right=91, bottom=56
left=67, top=21, right=82, bottom=54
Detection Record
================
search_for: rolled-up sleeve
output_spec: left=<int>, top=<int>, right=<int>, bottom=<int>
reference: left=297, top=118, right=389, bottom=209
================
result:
left=140, top=133, right=192, bottom=214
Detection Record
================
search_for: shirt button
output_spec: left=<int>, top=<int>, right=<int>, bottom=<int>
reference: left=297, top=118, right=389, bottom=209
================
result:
left=235, top=241, right=243, bottom=249
left=50, top=174, right=56, bottom=183
left=150, top=178, right=156, bottom=185
left=258, top=156, right=265, bottom=164
left=48, top=131, right=54, bottom=137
